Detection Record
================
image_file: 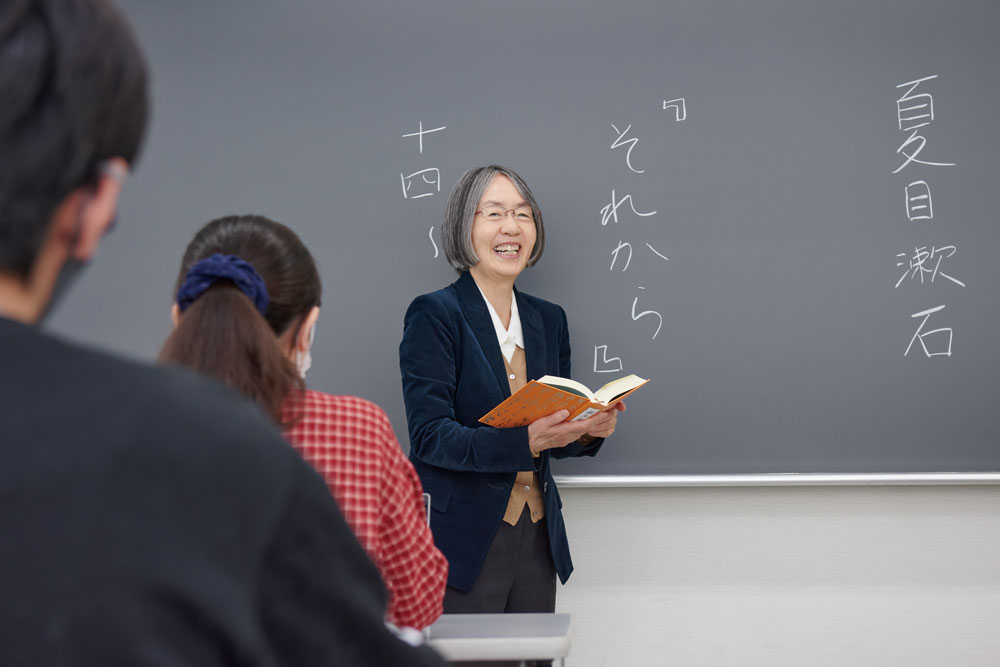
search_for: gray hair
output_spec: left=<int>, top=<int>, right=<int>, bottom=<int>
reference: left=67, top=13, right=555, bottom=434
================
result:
left=441, top=165, right=546, bottom=272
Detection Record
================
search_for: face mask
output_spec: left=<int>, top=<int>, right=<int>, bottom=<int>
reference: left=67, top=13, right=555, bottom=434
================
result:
left=295, top=323, right=315, bottom=379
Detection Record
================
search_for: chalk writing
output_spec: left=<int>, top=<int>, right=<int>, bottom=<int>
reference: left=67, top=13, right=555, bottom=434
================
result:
left=596, top=103, right=678, bottom=349
left=593, top=345, right=624, bottom=374
left=631, top=286, right=663, bottom=340
left=397, top=121, right=447, bottom=257
left=610, top=123, right=646, bottom=174
left=892, top=76, right=959, bottom=356
left=896, top=76, right=936, bottom=132
left=645, top=243, right=669, bottom=262
left=610, top=241, right=669, bottom=272
left=600, top=189, right=657, bottom=226
left=893, top=131, right=957, bottom=173
left=400, top=168, right=441, bottom=199
left=895, top=246, right=965, bottom=288
left=663, top=98, right=687, bottom=121
left=609, top=240, right=632, bottom=272
left=429, top=226, right=439, bottom=258
left=905, top=305, right=952, bottom=357
left=892, top=76, right=955, bottom=174
left=402, top=121, right=446, bottom=155
left=904, top=180, right=934, bottom=220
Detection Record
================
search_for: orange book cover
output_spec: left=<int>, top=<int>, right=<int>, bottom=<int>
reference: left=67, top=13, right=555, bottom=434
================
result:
left=479, top=375, right=648, bottom=428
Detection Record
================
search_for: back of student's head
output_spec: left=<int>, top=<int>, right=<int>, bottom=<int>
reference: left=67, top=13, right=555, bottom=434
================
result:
left=0, top=0, right=149, bottom=278
left=159, top=215, right=322, bottom=422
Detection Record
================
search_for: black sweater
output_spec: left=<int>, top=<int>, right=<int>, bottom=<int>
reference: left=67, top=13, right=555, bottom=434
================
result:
left=0, top=317, right=443, bottom=666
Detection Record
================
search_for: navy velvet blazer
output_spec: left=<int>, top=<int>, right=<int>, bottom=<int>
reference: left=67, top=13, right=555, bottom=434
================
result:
left=399, top=271, right=604, bottom=592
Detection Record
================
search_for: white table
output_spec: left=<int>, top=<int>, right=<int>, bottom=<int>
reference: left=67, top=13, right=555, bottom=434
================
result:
left=426, top=613, right=573, bottom=666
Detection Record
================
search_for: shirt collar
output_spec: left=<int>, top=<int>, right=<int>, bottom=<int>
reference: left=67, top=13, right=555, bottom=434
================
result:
left=475, top=283, right=524, bottom=363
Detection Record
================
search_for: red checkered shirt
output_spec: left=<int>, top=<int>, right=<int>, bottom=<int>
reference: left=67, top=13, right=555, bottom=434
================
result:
left=282, top=390, right=447, bottom=630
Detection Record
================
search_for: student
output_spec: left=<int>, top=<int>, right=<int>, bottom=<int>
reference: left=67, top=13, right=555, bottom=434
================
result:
left=0, top=1, right=444, bottom=664
left=399, top=165, right=626, bottom=615
left=160, top=214, right=448, bottom=630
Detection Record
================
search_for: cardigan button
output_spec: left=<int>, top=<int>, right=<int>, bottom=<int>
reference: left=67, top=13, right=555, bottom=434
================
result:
left=543, top=482, right=548, bottom=493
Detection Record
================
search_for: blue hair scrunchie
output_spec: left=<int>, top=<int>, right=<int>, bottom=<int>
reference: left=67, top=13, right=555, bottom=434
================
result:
left=176, top=253, right=270, bottom=316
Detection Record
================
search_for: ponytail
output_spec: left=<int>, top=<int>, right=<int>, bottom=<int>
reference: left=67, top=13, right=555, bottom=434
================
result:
left=159, top=284, right=301, bottom=423
left=158, top=215, right=321, bottom=425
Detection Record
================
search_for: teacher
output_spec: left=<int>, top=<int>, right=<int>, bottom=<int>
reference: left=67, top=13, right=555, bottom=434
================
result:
left=399, top=165, right=625, bottom=614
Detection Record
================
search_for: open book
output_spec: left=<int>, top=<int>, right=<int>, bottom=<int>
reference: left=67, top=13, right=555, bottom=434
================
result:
left=479, top=374, right=648, bottom=428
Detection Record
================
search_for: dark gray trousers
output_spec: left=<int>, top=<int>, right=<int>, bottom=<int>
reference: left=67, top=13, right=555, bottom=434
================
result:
left=443, top=507, right=557, bottom=667
left=444, top=506, right=557, bottom=613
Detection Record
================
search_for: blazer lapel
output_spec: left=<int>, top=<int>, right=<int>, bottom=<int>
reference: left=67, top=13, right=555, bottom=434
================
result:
left=516, top=288, right=546, bottom=382
left=453, top=272, right=510, bottom=397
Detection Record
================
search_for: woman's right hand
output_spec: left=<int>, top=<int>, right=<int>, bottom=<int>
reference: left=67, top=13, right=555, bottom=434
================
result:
left=528, top=409, right=612, bottom=455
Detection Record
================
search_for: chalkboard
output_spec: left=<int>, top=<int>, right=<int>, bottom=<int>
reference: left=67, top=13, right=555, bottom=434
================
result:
left=50, top=0, right=1000, bottom=475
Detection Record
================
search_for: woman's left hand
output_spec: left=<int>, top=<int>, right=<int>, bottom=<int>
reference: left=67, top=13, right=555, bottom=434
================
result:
left=586, top=401, right=626, bottom=439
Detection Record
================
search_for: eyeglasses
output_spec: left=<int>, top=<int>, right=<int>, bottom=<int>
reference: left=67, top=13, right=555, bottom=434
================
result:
left=475, top=206, right=534, bottom=222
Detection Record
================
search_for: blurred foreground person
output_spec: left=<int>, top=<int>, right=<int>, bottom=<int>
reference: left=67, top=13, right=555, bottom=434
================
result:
left=0, top=1, right=444, bottom=664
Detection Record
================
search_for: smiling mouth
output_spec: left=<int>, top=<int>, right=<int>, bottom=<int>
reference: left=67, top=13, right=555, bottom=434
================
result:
left=494, top=244, right=520, bottom=257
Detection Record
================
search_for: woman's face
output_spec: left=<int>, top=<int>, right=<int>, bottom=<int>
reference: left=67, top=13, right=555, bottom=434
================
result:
left=468, top=175, right=537, bottom=286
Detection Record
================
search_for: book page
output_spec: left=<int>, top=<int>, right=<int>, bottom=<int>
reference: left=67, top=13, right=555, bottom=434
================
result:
left=536, top=375, right=595, bottom=400
left=593, top=374, right=648, bottom=404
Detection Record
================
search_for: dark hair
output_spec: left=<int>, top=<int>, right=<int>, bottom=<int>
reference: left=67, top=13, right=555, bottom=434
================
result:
left=159, top=215, right=322, bottom=423
left=0, top=0, right=149, bottom=278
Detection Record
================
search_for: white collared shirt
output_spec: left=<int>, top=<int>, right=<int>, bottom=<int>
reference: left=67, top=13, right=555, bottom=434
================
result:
left=475, top=284, right=524, bottom=363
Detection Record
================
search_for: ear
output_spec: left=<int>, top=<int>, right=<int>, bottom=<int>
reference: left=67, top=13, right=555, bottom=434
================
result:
left=295, top=306, right=321, bottom=352
left=70, top=157, right=129, bottom=261
left=170, top=303, right=180, bottom=328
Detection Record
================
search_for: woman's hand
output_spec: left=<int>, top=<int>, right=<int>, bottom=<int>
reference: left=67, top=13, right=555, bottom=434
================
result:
left=527, top=402, right=626, bottom=455
left=586, top=400, right=626, bottom=439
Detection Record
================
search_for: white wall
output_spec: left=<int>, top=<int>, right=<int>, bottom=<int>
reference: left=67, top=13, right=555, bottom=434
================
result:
left=556, top=485, right=1000, bottom=667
